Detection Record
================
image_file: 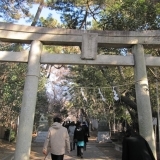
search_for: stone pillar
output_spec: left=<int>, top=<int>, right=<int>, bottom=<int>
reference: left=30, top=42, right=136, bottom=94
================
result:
left=14, top=41, right=42, bottom=160
left=133, top=44, right=157, bottom=159
left=81, top=33, right=98, bottom=60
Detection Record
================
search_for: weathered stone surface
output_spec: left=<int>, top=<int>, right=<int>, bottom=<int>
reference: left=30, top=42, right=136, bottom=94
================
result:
left=0, top=22, right=160, bottom=47
left=34, top=131, right=48, bottom=143
left=133, top=44, right=156, bottom=159
left=81, top=33, right=98, bottom=60
left=14, top=41, right=42, bottom=160
left=1, top=51, right=160, bottom=67
left=97, top=131, right=111, bottom=143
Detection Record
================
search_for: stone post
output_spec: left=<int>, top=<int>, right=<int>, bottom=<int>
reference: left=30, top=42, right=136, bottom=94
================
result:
left=81, top=33, right=98, bottom=60
left=133, top=44, right=157, bottom=159
left=14, top=41, right=42, bottom=160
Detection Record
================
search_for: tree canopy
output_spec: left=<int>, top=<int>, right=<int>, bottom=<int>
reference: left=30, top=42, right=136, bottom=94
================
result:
left=0, top=0, right=160, bottom=132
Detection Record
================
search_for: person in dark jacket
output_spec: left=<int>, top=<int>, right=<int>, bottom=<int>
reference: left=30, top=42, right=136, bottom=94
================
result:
left=82, top=121, right=89, bottom=151
left=74, top=121, right=85, bottom=158
left=122, top=129, right=155, bottom=160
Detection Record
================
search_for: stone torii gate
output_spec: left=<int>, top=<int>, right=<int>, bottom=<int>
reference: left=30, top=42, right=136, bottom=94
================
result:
left=0, top=22, right=160, bottom=160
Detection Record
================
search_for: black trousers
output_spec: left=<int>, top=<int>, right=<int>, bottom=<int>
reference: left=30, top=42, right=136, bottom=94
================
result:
left=51, top=154, right=64, bottom=160
left=84, top=142, right=86, bottom=150
left=77, top=146, right=84, bottom=156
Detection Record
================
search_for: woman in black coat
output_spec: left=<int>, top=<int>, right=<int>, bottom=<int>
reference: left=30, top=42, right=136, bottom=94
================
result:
left=74, top=121, right=85, bottom=158
left=122, top=129, right=155, bottom=160
left=82, top=121, right=89, bottom=150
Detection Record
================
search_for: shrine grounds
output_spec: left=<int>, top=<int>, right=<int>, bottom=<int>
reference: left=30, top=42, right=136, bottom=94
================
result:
left=1, top=130, right=160, bottom=160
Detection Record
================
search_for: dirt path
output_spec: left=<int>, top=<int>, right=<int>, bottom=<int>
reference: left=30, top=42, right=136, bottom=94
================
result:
left=1, top=131, right=159, bottom=160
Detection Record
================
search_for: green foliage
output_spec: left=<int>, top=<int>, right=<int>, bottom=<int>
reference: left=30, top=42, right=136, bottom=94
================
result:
left=38, top=15, right=63, bottom=28
left=10, top=129, right=16, bottom=142
left=0, top=0, right=32, bottom=22
left=50, top=0, right=107, bottom=29
left=67, top=64, right=137, bottom=126
left=0, top=0, right=160, bottom=132
left=97, top=0, right=159, bottom=30
left=156, top=3, right=160, bottom=14
left=0, top=62, right=26, bottom=127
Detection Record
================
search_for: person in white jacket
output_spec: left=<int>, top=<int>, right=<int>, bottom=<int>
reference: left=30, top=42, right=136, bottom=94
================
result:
left=43, top=117, right=70, bottom=160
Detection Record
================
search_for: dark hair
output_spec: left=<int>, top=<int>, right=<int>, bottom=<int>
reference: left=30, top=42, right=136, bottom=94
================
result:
left=70, top=121, right=75, bottom=125
left=53, top=117, right=62, bottom=123
left=76, top=121, right=81, bottom=126
left=125, top=128, right=138, bottom=137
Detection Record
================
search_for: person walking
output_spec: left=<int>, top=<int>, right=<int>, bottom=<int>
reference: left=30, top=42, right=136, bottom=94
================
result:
left=82, top=121, right=89, bottom=151
left=122, top=128, right=155, bottom=160
left=68, top=121, right=76, bottom=151
left=43, top=117, right=70, bottom=160
left=74, top=121, right=85, bottom=158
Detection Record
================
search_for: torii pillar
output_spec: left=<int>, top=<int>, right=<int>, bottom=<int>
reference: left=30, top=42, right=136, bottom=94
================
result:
left=14, top=41, right=42, bottom=160
left=133, top=44, right=157, bottom=159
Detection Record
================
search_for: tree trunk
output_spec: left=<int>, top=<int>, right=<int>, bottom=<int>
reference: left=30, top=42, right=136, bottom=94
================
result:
left=31, top=0, right=44, bottom=26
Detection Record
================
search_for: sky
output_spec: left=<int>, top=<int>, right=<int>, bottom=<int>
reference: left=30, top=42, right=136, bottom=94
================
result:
left=16, top=4, right=61, bottom=25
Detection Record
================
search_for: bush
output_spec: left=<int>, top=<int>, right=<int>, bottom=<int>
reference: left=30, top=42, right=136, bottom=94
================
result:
left=10, top=130, right=16, bottom=142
